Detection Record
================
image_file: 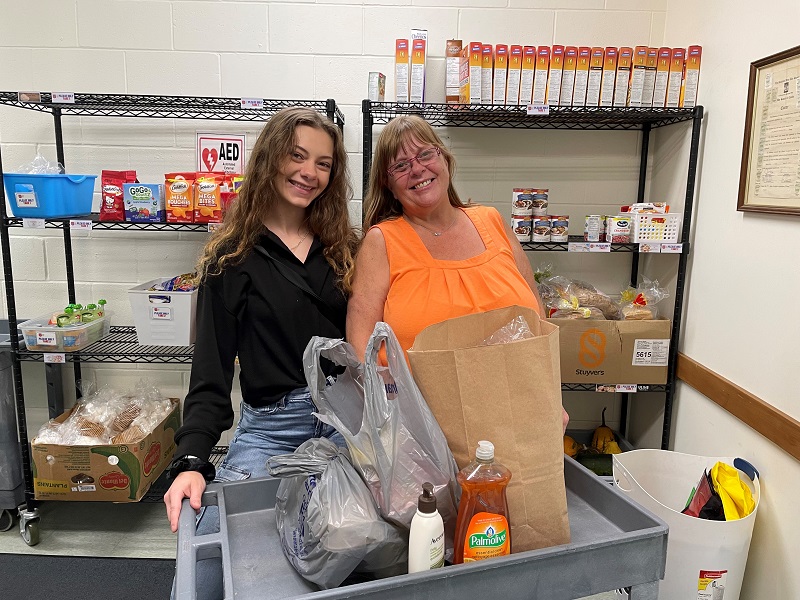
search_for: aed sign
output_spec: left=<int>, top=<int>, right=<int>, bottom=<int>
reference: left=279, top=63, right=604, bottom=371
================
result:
left=196, top=133, right=246, bottom=174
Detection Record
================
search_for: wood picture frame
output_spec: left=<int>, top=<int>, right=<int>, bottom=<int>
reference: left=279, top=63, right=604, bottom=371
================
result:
left=738, top=44, right=800, bottom=215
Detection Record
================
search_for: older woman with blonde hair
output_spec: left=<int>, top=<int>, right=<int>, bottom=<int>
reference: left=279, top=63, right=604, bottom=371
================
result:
left=348, top=115, right=568, bottom=429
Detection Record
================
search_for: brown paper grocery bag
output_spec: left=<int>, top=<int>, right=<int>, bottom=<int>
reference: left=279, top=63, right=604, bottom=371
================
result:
left=407, top=305, right=570, bottom=553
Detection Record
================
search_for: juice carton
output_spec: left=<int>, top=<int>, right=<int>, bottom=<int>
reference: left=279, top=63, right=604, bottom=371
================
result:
left=652, top=47, right=672, bottom=107
left=666, top=47, right=686, bottom=107
left=547, top=45, right=565, bottom=106
left=507, top=45, right=523, bottom=105
left=520, top=46, right=536, bottom=105
left=586, top=47, right=605, bottom=106
left=532, top=46, right=551, bottom=105
left=600, top=47, right=618, bottom=107
left=573, top=47, right=591, bottom=107
left=560, top=46, right=578, bottom=106
left=613, top=47, right=633, bottom=107
left=481, top=44, right=494, bottom=104
left=493, top=45, right=509, bottom=105
left=446, top=40, right=463, bottom=104
left=680, top=45, right=702, bottom=108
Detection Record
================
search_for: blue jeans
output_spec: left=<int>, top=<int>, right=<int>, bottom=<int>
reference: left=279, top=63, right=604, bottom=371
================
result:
left=176, top=388, right=345, bottom=600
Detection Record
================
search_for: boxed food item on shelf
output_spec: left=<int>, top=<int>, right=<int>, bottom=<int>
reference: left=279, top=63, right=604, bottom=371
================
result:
left=549, top=318, right=671, bottom=384
left=445, top=40, right=462, bottom=104
left=129, top=276, right=198, bottom=346
left=124, top=183, right=165, bottom=222
left=666, top=47, right=686, bottom=108
left=101, top=170, right=137, bottom=221
left=395, top=39, right=410, bottom=103
left=31, top=398, right=179, bottom=502
left=459, top=42, right=483, bottom=105
left=410, top=29, right=428, bottom=104
left=519, top=46, right=536, bottom=105
left=368, top=71, right=386, bottom=102
left=3, top=173, right=97, bottom=219
left=20, top=311, right=112, bottom=352
left=680, top=45, right=702, bottom=108
left=573, top=47, right=591, bottom=106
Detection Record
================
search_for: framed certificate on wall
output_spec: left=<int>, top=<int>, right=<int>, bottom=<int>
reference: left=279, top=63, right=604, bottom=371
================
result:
left=738, top=44, right=800, bottom=216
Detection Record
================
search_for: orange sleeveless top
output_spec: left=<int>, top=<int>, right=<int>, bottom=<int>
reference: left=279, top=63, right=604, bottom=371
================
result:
left=376, top=205, right=541, bottom=354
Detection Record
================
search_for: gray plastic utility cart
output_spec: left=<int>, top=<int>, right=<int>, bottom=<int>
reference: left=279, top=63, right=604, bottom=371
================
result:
left=176, top=456, right=668, bottom=600
left=0, top=322, right=24, bottom=532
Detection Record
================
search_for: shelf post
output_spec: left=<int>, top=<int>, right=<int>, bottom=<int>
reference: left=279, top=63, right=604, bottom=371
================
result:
left=661, top=105, right=704, bottom=449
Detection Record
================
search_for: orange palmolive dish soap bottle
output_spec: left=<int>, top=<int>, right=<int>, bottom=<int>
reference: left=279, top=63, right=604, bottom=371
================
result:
left=453, top=440, right=512, bottom=564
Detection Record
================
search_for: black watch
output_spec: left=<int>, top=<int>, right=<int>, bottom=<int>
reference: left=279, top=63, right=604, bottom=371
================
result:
left=167, top=455, right=216, bottom=483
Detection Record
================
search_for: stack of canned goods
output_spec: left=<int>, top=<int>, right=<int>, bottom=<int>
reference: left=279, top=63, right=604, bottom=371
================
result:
left=512, top=188, right=554, bottom=242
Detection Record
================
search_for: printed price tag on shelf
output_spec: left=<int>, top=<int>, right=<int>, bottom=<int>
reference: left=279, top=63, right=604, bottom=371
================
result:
left=589, top=243, right=611, bottom=252
left=22, top=218, right=45, bottom=230
left=568, top=242, right=591, bottom=252
left=526, top=104, right=550, bottom=116
left=632, top=339, right=670, bottom=366
left=240, top=97, right=264, bottom=110
left=69, top=219, right=92, bottom=231
left=207, top=222, right=223, bottom=233
left=17, top=92, right=42, bottom=103
left=615, top=384, right=637, bottom=393
left=52, top=92, right=75, bottom=104
left=638, top=243, right=661, bottom=253
left=660, top=243, right=683, bottom=253
left=43, top=353, right=66, bottom=364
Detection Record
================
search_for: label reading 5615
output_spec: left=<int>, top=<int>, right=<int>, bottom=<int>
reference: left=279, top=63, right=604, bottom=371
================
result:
left=632, top=339, right=669, bottom=366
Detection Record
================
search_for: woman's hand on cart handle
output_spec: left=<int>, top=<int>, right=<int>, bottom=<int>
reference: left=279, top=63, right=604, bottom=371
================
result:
left=164, top=472, right=207, bottom=533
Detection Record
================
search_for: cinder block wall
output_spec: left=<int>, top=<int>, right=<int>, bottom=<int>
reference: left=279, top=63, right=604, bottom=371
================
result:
left=1, top=0, right=668, bottom=440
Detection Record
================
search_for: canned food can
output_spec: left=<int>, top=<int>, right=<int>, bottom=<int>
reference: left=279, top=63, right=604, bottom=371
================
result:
left=584, top=214, right=602, bottom=242
left=531, top=188, right=549, bottom=216
left=511, top=188, right=534, bottom=216
left=511, top=216, right=532, bottom=242
left=532, top=216, right=551, bottom=242
left=549, top=215, right=569, bottom=242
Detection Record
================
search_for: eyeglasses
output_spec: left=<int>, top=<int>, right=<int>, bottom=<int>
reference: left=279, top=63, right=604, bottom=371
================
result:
left=387, top=147, right=441, bottom=178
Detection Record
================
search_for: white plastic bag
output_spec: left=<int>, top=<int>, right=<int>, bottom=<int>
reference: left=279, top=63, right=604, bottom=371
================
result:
left=268, top=438, right=407, bottom=589
left=303, top=322, right=460, bottom=558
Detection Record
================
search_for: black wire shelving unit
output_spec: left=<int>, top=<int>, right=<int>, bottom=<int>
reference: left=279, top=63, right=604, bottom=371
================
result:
left=0, top=91, right=345, bottom=544
left=362, top=100, right=704, bottom=450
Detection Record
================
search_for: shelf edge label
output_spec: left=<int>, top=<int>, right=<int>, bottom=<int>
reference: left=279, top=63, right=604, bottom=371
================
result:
left=638, top=242, right=661, bottom=253
left=526, top=104, right=550, bottom=116
left=240, top=97, right=264, bottom=110
left=568, top=242, right=590, bottom=252
left=660, top=243, right=683, bottom=253
left=43, top=353, right=66, bottom=364
left=70, top=219, right=92, bottom=231
left=52, top=92, right=75, bottom=104
left=589, top=242, right=611, bottom=252
left=22, top=218, right=46, bottom=229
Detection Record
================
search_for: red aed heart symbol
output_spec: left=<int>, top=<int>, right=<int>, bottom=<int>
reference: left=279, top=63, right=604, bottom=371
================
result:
left=202, top=148, right=218, bottom=172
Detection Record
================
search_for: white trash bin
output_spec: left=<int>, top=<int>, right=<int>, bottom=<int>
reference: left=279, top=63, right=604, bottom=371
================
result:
left=613, top=450, right=759, bottom=600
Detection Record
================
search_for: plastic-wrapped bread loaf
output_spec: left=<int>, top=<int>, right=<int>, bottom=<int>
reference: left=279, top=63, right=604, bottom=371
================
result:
left=112, top=425, right=145, bottom=444
left=111, top=401, right=142, bottom=433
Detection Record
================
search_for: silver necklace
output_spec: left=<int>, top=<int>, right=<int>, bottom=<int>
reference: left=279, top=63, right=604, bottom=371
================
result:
left=406, top=210, right=459, bottom=237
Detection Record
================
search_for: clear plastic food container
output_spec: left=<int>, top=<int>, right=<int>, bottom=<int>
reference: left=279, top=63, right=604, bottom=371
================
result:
left=20, top=312, right=111, bottom=352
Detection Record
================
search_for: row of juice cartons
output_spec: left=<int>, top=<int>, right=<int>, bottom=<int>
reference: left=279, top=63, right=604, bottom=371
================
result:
left=443, top=43, right=702, bottom=109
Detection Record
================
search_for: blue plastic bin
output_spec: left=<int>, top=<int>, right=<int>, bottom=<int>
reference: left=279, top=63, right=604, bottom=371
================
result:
left=3, top=173, right=97, bottom=218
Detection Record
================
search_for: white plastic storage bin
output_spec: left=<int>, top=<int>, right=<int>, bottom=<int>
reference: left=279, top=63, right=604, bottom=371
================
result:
left=613, top=450, right=759, bottom=600
left=128, top=278, right=198, bottom=346
left=631, top=212, right=682, bottom=243
left=20, top=312, right=111, bottom=352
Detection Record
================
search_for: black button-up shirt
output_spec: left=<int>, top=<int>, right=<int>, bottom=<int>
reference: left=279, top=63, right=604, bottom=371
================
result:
left=175, top=230, right=346, bottom=461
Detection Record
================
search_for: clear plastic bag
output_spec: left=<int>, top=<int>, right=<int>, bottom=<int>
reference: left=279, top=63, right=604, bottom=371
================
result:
left=303, top=323, right=460, bottom=559
left=620, top=277, right=669, bottom=320
left=480, top=315, right=534, bottom=345
left=16, top=152, right=63, bottom=174
left=268, top=438, right=407, bottom=589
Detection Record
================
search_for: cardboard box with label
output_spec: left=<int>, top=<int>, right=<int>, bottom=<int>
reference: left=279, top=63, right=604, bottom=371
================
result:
left=32, top=399, right=180, bottom=502
left=549, top=318, right=671, bottom=383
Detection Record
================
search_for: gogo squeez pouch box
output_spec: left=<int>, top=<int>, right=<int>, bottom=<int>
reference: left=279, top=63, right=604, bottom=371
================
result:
left=124, top=183, right=165, bottom=222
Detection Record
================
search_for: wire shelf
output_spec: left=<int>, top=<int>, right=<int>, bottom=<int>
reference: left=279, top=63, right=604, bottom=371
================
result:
left=17, top=326, right=194, bottom=363
left=562, top=383, right=668, bottom=393
left=0, top=91, right=344, bottom=125
left=4, top=214, right=213, bottom=232
left=365, top=102, right=695, bottom=130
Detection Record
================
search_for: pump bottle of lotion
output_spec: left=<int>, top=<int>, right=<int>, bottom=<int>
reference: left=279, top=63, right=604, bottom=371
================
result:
left=408, top=481, right=445, bottom=573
